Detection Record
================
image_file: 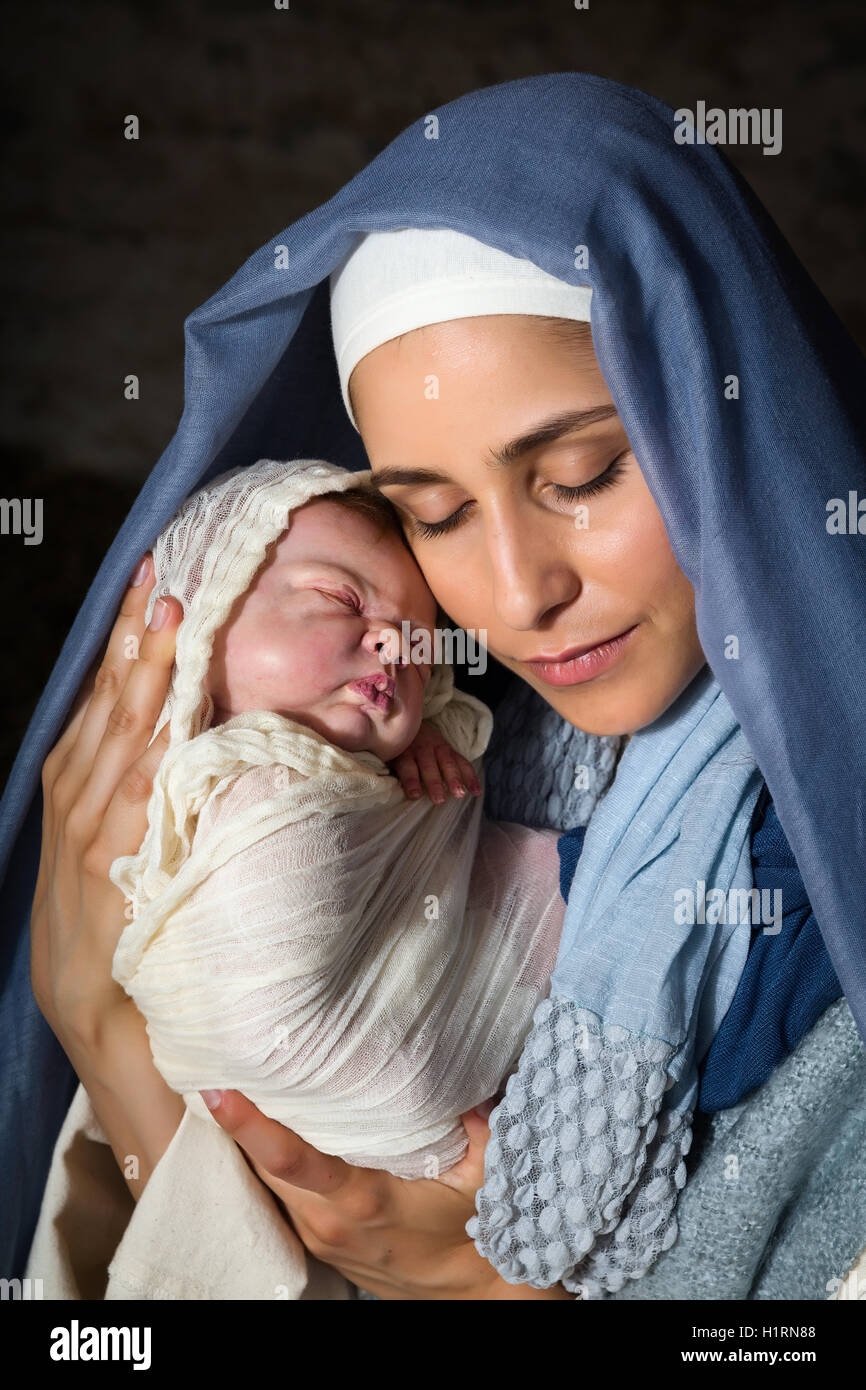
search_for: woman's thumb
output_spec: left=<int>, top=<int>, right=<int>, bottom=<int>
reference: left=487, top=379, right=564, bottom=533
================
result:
left=438, top=1098, right=497, bottom=1195
left=462, top=1096, right=496, bottom=1144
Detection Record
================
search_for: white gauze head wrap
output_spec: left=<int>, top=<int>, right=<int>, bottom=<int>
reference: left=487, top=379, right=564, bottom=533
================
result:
left=110, top=457, right=565, bottom=1176
left=330, top=226, right=593, bottom=431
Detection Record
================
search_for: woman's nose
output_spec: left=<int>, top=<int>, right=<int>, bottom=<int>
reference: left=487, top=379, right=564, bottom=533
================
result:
left=486, top=519, right=582, bottom=631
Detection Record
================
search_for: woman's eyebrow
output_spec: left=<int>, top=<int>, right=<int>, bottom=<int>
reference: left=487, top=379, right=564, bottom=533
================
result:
left=372, top=405, right=620, bottom=488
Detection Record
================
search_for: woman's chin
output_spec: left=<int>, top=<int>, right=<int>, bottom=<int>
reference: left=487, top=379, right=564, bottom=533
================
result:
left=537, top=659, right=708, bottom=737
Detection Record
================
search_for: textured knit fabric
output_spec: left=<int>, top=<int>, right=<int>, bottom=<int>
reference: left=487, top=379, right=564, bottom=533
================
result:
left=482, top=676, right=622, bottom=833
left=3, top=72, right=864, bottom=1279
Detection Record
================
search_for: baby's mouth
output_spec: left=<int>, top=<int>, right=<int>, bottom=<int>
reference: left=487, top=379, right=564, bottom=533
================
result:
left=347, top=673, right=396, bottom=712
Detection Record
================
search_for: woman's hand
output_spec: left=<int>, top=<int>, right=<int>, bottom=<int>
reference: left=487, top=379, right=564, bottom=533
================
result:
left=30, top=554, right=187, bottom=1194
left=201, top=1090, right=574, bottom=1300
left=31, top=553, right=181, bottom=1048
left=388, top=719, right=482, bottom=805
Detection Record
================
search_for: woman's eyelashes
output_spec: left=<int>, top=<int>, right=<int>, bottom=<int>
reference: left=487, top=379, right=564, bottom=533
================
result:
left=411, top=505, right=470, bottom=540
left=408, top=455, right=630, bottom=540
left=550, top=454, right=629, bottom=504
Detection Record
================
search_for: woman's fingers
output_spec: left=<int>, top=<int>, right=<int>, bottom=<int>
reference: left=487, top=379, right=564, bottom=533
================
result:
left=437, top=1102, right=494, bottom=1200
left=76, top=593, right=182, bottom=826
left=204, top=1090, right=498, bottom=1297
left=96, top=721, right=172, bottom=868
left=63, top=556, right=156, bottom=777
left=201, top=1089, right=361, bottom=1199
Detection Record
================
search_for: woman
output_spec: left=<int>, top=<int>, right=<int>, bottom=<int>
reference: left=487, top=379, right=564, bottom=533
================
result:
left=6, top=72, right=866, bottom=1298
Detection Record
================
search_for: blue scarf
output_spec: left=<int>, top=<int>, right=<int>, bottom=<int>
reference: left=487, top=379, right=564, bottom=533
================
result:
left=2, top=72, right=864, bottom=1279
left=468, top=667, right=763, bottom=1294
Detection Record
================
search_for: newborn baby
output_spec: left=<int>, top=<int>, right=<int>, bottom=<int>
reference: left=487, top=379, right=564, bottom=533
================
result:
left=110, top=458, right=566, bottom=1178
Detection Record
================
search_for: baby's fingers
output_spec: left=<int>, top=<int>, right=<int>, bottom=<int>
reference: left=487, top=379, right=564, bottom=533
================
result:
left=390, top=741, right=478, bottom=805
left=413, top=746, right=448, bottom=804
left=452, top=752, right=482, bottom=798
left=432, top=745, right=469, bottom=800
left=433, top=744, right=481, bottom=800
left=390, top=751, right=425, bottom=801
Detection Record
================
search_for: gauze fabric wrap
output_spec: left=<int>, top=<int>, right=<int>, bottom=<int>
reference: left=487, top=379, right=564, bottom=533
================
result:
left=108, top=457, right=567, bottom=1175
left=2, top=72, right=864, bottom=1279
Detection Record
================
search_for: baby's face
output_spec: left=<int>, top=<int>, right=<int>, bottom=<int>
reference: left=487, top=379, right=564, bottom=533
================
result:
left=205, top=498, right=438, bottom=761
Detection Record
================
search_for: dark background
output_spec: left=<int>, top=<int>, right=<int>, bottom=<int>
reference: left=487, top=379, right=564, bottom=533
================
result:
left=1, top=0, right=864, bottom=785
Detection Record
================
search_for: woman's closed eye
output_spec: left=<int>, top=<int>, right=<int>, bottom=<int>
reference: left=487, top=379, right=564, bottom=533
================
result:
left=407, top=454, right=630, bottom=540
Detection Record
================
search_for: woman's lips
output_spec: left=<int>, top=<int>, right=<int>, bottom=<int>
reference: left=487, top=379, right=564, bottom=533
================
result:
left=347, top=673, right=397, bottom=712
left=523, top=625, right=639, bottom=686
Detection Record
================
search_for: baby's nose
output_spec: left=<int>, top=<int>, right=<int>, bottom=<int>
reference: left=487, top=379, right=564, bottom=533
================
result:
left=367, top=624, right=407, bottom=665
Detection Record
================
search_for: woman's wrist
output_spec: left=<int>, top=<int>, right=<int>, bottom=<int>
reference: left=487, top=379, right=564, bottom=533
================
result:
left=60, top=998, right=185, bottom=1199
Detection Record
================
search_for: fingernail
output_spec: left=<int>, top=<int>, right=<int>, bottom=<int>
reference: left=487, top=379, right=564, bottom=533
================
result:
left=200, top=1090, right=223, bottom=1111
left=130, top=555, right=150, bottom=586
left=149, top=597, right=169, bottom=630
left=452, top=784, right=466, bottom=797
left=474, top=1099, right=495, bottom=1120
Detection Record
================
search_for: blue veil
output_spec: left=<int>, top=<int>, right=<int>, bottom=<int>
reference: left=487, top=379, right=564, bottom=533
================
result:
left=2, top=72, right=864, bottom=1276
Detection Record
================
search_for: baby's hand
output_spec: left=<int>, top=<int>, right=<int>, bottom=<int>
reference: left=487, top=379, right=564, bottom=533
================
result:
left=388, top=720, right=482, bottom=805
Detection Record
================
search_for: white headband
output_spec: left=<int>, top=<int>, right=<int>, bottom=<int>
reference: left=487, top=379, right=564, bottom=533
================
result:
left=329, top=226, right=592, bottom=432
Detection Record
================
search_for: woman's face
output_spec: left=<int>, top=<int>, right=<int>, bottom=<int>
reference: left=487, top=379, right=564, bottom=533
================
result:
left=349, top=315, right=706, bottom=737
left=205, top=499, right=436, bottom=760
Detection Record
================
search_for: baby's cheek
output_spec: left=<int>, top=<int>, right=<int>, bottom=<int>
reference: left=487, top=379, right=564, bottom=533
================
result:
left=220, top=606, right=351, bottom=712
left=288, top=620, right=351, bottom=695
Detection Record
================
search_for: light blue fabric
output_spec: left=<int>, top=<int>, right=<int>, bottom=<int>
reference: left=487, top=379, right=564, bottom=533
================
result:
left=550, top=665, right=763, bottom=1116
left=2, top=70, right=864, bottom=1279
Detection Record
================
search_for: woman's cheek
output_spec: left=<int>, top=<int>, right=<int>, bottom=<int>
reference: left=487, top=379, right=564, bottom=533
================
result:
left=408, top=547, right=474, bottom=632
left=604, top=482, right=687, bottom=613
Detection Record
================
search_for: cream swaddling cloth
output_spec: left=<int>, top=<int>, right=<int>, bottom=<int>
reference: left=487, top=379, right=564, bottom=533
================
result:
left=110, top=458, right=565, bottom=1178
